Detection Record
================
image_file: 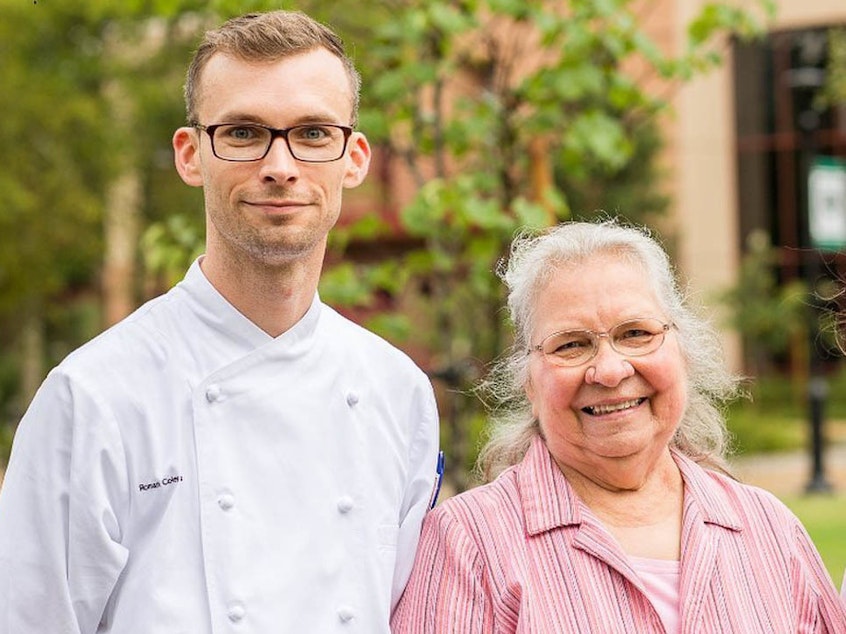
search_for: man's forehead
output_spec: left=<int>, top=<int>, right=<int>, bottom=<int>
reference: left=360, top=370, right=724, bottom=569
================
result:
left=194, top=50, right=355, bottom=123
left=197, top=50, right=353, bottom=108
left=200, top=48, right=348, bottom=85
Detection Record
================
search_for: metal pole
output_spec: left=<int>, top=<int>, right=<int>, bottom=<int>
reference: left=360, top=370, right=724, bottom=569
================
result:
left=787, top=61, right=834, bottom=494
left=805, top=371, right=833, bottom=493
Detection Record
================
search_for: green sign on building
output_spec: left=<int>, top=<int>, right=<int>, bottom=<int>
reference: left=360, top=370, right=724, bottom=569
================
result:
left=809, top=156, right=846, bottom=251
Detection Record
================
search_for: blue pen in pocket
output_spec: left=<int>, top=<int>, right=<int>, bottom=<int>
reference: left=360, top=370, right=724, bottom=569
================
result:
left=429, top=450, right=445, bottom=509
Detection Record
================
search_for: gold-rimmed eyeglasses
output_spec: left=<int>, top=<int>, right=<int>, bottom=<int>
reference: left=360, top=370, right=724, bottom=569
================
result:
left=529, top=318, right=672, bottom=367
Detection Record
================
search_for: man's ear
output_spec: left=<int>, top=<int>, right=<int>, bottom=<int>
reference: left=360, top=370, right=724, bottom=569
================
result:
left=342, top=132, right=371, bottom=189
left=173, top=127, right=204, bottom=187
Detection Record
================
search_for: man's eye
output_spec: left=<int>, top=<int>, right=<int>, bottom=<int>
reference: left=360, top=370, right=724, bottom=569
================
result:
left=293, top=126, right=332, bottom=143
left=227, top=126, right=259, bottom=140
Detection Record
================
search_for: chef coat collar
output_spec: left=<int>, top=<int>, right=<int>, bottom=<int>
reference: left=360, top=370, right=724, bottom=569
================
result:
left=178, top=257, right=322, bottom=349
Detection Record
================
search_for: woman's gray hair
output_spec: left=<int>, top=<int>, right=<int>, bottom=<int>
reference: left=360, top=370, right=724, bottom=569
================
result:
left=477, top=218, right=741, bottom=482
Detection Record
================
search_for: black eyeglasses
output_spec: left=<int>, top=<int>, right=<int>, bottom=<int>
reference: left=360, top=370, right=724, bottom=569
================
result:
left=194, top=122, right=353, bottom=163
left=530, top=318, right=672, bottom=367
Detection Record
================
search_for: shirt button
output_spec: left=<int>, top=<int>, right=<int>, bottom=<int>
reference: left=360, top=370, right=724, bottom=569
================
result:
left=205, top=384, right=222, bottom=403
left=337, top=606, right=355, bottom=623
left=218, top=494, right=235, bottom=511
left=227, top=602, right=246, bottom=622
left=336, top=496, right=355, bottom=514
left=345, top=392, right=359, bottom=407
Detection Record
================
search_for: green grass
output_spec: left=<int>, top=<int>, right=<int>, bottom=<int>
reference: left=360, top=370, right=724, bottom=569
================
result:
left=781, top=493, right=846, bottom=589
left=725, top=373, right=846, bottom=587
left=727, top=407, right=806, bottom=454
left=728, top=374, right=846, bottom=587
left=727, top=369, right=846, bottom=455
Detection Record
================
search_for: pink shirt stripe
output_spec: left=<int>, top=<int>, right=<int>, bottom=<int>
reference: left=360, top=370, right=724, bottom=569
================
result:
left=392, top=436, right=846, bottom=633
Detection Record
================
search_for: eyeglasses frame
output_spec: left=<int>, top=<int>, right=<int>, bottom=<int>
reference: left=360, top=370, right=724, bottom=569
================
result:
left=529, top=319, right=672, bottom=367
left=192, top=122, right=354, bottom=163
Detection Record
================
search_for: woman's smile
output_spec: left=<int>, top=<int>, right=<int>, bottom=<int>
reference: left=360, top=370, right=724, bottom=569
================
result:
left=581, top=397, right=647, bottom=416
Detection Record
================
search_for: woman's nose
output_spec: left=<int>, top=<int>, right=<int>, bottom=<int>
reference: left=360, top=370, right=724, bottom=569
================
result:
left=584, top=339, right=635, bottom=386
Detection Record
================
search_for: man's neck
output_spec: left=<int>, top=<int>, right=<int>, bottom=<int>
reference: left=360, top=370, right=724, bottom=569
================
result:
left=200, top=250, right=323, bottom=338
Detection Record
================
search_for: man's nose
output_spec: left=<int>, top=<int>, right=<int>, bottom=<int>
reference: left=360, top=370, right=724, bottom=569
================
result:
left=258, top=136, right=300, bottom=182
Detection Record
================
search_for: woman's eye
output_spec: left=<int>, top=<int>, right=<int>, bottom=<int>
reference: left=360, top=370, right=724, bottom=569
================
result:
left=552, top=337, right=591, bottom=354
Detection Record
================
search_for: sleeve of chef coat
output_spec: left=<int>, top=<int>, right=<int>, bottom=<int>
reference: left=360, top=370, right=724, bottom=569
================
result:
left=0, top=368, right=129, bottom=633
left=390, top=380, right=440, bottom=612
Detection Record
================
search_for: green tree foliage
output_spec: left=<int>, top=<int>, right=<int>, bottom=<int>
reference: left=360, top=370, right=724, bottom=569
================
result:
left=0, top=1, right=776, bottom=483
left=719, top=230, right=809, bottom=376
left=819, top=27, right=846, bottom=107
left=0, top=2, right=106, bottom=313
left=0, top=1, right=109, bottom=416
left=321, top=0, right=775, bottom=488
left=0, top=0, right=204, bottom=421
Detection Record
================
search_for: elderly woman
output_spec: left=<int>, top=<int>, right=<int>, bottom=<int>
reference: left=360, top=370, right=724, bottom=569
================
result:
left=391, top=220, right=846, bottom=632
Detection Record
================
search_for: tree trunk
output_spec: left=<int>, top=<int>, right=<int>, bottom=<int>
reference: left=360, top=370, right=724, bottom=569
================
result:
left=103, top=167, right=140, bottom=326
left=18, top=307, right=44, bottom=420
left=102, top=77, right=140, bottom=327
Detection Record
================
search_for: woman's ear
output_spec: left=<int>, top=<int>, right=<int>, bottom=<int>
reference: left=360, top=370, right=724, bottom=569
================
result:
left=342, top=132, right=371, bottom=189
left=173, top=127, right=204, bottom=187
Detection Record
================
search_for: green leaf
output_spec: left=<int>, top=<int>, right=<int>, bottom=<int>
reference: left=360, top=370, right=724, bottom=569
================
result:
left=564, top=109, right=632, bottom=170
left=402, top=179, right=449, bottom=235
left=512, top=197, right=550, bottom=230
left=318, top=263, right=373, bottom=308
left=459, top=195, right=511, bottom=231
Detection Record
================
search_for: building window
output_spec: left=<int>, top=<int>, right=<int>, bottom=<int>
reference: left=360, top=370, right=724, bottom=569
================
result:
left=734, top=25, right=846, bottom=282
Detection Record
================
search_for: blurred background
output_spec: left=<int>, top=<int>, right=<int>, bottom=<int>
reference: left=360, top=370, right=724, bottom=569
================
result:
left=0, top=0, right=845, bottom=580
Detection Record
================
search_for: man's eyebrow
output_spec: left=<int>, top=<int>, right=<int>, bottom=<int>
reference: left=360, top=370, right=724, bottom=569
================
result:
left=212, top=112, right=263, bottom=124
left=214, top=112, right=350, bottom=126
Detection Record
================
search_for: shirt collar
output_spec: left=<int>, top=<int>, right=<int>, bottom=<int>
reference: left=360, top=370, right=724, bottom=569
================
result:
left=177, top=257, right=322, bottom=351
left=671, top=449, right=743, bottom=531
left=516, top=435, right=742, bottom=536
left=517, top=436, right=583, bottom=536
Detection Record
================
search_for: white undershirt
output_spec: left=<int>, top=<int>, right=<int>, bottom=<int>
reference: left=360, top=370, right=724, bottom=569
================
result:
left=630, top=556, right=681, bottom=634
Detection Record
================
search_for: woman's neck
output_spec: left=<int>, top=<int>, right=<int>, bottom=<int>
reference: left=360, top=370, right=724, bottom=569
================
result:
left=559, top=449, right=685, bottom=559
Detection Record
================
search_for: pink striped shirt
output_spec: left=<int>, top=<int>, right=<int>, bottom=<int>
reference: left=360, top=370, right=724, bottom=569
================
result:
left=391, top=436, right=846, bottom=633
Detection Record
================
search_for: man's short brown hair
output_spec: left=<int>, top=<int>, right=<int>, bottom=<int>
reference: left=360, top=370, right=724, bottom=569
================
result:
left=184, top=11, right=361, bottom=125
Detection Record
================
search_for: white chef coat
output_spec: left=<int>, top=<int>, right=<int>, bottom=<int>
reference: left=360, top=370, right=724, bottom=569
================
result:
left=0, top=259, right=440, bottom=634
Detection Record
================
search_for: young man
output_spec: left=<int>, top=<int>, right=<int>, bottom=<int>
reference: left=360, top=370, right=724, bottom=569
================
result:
left=0, top=11, right=440, bottom=633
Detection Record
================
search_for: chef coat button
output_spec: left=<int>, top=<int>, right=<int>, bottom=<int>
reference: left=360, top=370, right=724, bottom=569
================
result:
left=336, top=496, right=355, bottom=514
left=345, top=392, right=359, bottom=407
left=218, top=494, right=235, bottom=511
left=227, top=602, right=246, bottom=622
left=205, top=384, right=222, bottom=403
left=337, top=606, right=355, bottom=623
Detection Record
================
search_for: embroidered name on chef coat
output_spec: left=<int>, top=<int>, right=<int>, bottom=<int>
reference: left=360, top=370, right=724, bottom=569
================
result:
left=138, top=474, right=184, bottom=492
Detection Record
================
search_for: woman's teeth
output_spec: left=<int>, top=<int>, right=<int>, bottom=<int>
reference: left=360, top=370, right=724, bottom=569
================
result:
left=583, top=398, right=645, bottom=415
